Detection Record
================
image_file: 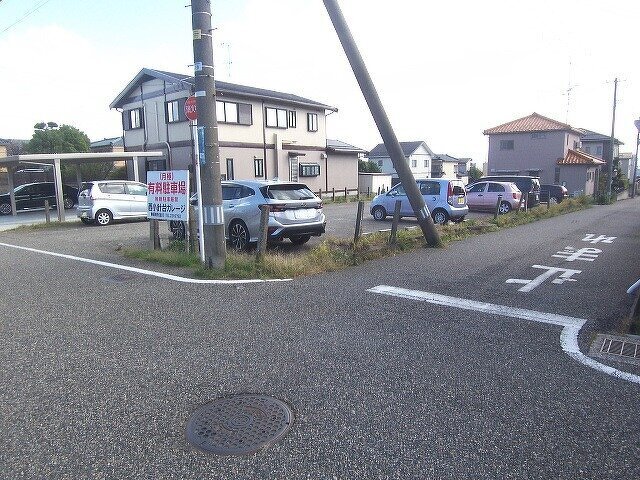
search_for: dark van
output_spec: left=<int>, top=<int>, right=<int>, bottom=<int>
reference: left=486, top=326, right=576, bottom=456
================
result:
left=477, top=176, right=541, bottom=207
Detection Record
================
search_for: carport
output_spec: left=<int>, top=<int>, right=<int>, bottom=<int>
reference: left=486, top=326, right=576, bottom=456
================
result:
left=0, top=151, right=163, bottom=221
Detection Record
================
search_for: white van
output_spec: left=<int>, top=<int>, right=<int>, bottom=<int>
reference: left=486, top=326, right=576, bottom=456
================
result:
left=77, top=180, right=148, bottom=226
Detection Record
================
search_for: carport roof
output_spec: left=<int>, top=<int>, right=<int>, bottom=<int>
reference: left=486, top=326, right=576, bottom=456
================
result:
left=0, top=151, right=163, bottom=168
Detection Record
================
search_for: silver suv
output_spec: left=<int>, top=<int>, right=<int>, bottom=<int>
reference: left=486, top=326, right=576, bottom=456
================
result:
left=77, top=180, right=148, bottom=226
left=370, top=178, right=468, bottom=224
left=170, top=180, right=326, bottom=249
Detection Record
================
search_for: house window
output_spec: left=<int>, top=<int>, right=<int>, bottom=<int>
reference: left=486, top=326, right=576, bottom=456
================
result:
left=226, top=158, right=234, bottom=180
left=254, top=158, right=264, bottom=178
left=125, top=108, right=143, bottom=130
left=266, top=107, right=288, bottom=128
left=299, top=163, right=320, bottom=177
left=554, top=166, right=561, bottom=183
left=307, top=113, right=318, bottom=132
left=424, top=159, right=429, bottom=168
left=531, top=132, right=546, bottom=139
left=596, top=145, right=603, bottom=156
left=215, top=101, right=252, bottom=125
left=584, top=146, right=591, bottom=154
left=573, top=140, right=580, bottom=149
left=288, top=110, right=296, bottom=128
left=166, top=100, right=182, bottom=123
left=499, top=140, right=514, bottom=150
left=411, top=159, right=417, bottom=168
left=377, top=160, right=383, bottom=167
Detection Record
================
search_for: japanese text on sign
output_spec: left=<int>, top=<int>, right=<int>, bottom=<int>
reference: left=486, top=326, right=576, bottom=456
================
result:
left=147, top=170, right=190, bottom=221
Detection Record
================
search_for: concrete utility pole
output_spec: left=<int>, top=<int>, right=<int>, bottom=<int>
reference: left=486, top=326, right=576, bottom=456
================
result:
left=633, top=119, right=640, bottom=198
left=191, top=0, right=226, bottom=267
left=608, top=78, right=618, bottom=199
left=322, top=0, right=441, bottom=246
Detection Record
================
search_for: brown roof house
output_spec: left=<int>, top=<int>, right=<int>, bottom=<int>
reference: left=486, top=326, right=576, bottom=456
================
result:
left=484, top=113, right=583, bottom=185
left=557, top=149, right=604, bottom=197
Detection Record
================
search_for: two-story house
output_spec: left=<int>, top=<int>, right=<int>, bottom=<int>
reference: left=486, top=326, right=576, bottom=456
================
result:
left=431, top=153, right=469, bottom=183
left=484, top=113, right=584, bottom=185
left=367, top=141, right=433, bottom=183
left=109, top=68, right=350, bottom=193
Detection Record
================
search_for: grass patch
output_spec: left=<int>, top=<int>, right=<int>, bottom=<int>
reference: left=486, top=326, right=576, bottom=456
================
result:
left=8, top=220, right=82, bottom=231
left=121, top=196, right=593, bottom=280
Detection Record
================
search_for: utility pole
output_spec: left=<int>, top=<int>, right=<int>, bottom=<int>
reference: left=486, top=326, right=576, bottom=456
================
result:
left=191, top=0, right=226, bottom=267
left=322, top=0, right=440, bottom=246
left=608, top=78, right=618, bottom=199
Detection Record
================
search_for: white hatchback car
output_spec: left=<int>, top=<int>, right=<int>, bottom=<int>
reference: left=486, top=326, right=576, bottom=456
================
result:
left=77, top=180, right=148, bottom=225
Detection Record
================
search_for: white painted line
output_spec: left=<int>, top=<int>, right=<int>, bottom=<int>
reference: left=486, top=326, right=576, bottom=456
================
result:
left=0, top=242, right=291, bottom=285
left=367, top=285, right=585, bottom=328
left=368, top=285, right=640, bottom=385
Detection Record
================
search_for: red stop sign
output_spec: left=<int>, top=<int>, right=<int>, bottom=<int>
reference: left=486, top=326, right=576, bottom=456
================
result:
left=184, top=96, right=198, bottom=121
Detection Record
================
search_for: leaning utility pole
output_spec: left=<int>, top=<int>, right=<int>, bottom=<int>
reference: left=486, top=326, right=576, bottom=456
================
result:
left=192, top=0, right=226, bottom=267
left=322, top=0, right=441, bottom=246
left=607, top=77, right=618, bottom=199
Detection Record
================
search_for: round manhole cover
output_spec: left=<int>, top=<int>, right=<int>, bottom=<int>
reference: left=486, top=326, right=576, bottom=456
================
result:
left=186, top=394, right=294, bottom=455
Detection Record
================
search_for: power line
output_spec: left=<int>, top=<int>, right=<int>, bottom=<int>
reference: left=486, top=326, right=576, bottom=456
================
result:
left=0, top=0, right=55, bottom=36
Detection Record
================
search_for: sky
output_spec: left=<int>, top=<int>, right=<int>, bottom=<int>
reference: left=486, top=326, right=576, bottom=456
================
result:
left=1, top=0, right=639, bottom=165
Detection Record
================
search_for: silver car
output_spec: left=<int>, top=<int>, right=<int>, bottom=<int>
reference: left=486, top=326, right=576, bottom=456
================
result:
left=77, top=180, right=148, bottom=226
left=170, top=180, right=326, bottom=249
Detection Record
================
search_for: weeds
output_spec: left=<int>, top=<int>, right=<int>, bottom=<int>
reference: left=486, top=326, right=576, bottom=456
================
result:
left=121, top=196, right=593, bottom=280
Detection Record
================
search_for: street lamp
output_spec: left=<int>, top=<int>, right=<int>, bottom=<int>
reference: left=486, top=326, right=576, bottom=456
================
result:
left=633, top=119, right=640, bottom=198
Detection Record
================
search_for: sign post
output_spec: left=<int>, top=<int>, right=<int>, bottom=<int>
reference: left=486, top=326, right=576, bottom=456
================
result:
left=186, top=95, right=206, bottom=263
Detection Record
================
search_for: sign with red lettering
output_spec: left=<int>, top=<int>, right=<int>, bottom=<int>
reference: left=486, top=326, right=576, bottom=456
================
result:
left=184, top=96, right=198, bottom=121
left=147, top=170, right=190, bottom=221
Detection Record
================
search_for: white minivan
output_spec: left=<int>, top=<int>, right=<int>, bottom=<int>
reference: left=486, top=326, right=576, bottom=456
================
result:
left=77, top=180, right=148, bottom=225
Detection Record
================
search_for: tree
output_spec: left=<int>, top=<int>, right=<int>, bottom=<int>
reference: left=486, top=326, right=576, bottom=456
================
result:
left=468, top=164, right=483, bottom=183
left=358, top=159, right=382, bottom=173
left=25, top=122, right=114, bottom=181
left=26, top=122, right=89, bottom=154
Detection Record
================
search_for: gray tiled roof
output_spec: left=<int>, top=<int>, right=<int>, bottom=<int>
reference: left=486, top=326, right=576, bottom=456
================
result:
left=433, top=153, right=462, bottom=163
left=578, top=128, right=623, bottom=145
left=90, top=137, right=124, bottom=148
left=326, top=139, right=367, bottom=153
left=110, top=68, right=337, bottom=112
left=368, top=141, right=432, bottom=158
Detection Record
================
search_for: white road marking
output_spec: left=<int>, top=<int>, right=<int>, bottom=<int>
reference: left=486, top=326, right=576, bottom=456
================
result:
left=505, top=265, right=581, bottom=292
left=552, top=246, right=601, bottom=262
left=582, top=234, right=616, bottom=244
left=368, top=285, right=640, bottom=385
left=0, top=242, right=291, bottom=284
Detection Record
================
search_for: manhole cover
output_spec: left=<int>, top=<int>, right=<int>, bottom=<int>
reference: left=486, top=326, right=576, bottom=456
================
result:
left=103, top=273, right=137, bottom=284
left=186, top=394, right=293, bottom=455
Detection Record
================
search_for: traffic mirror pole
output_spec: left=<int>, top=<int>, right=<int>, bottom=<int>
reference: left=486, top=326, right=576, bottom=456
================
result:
left=322, top=0, right=441, bottom=247
left=191, top=0, right=226, bottom=267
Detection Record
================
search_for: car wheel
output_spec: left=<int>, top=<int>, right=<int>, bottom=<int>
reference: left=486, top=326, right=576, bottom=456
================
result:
left=432, top=209, right=449, bottom=225
left=95, top=209, right=113, bottom=226
left=0, top=203, right=12, bottom=215
left=229, top=220, right=250, bottom=250
left=63, top=197, right=74, bottom=209
left=372, top=206, right=387, bottom=221
left=499, top=201, right=512, bottom=214
left=80, top=218, right=93, bottom=225
left=549, top=197, right=558, bottom=205
left=290, top=234, right=311, bottom=245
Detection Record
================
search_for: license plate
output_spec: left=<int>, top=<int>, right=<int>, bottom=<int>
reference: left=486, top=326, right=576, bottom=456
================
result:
left=457, top=197, right=465, bottom=205
left=294, top=209, right=314, bottom=219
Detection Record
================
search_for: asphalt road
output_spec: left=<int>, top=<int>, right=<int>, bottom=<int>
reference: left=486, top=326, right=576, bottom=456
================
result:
left=0, top=199, right=639, bottom=479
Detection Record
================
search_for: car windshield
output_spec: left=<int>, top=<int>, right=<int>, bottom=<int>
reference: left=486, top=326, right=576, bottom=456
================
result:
left=261, top=184, right=315, bottom=200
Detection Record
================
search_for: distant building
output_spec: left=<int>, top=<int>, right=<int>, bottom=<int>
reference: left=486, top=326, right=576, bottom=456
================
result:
left=484, top=112, right=583, bottom=185
left=90, top=137, right=124, bottom=153
left=367, top=141, right=433, bottom=179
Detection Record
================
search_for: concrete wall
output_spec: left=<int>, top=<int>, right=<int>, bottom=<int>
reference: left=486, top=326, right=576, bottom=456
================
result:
left=487, top=130, right=581, bottom=184
left=325, top=152, right=358, bottom=193
left=358, top=173, right=393, bottom=195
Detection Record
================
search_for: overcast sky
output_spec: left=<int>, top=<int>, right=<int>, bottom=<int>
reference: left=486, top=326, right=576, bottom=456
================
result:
left=1, top=0, right=638, bottom=165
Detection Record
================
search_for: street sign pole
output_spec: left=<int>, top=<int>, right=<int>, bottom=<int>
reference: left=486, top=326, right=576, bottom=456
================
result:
left=191, top=0, right=226, bottom=268
left=632, top=119, right=640, bottom=198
